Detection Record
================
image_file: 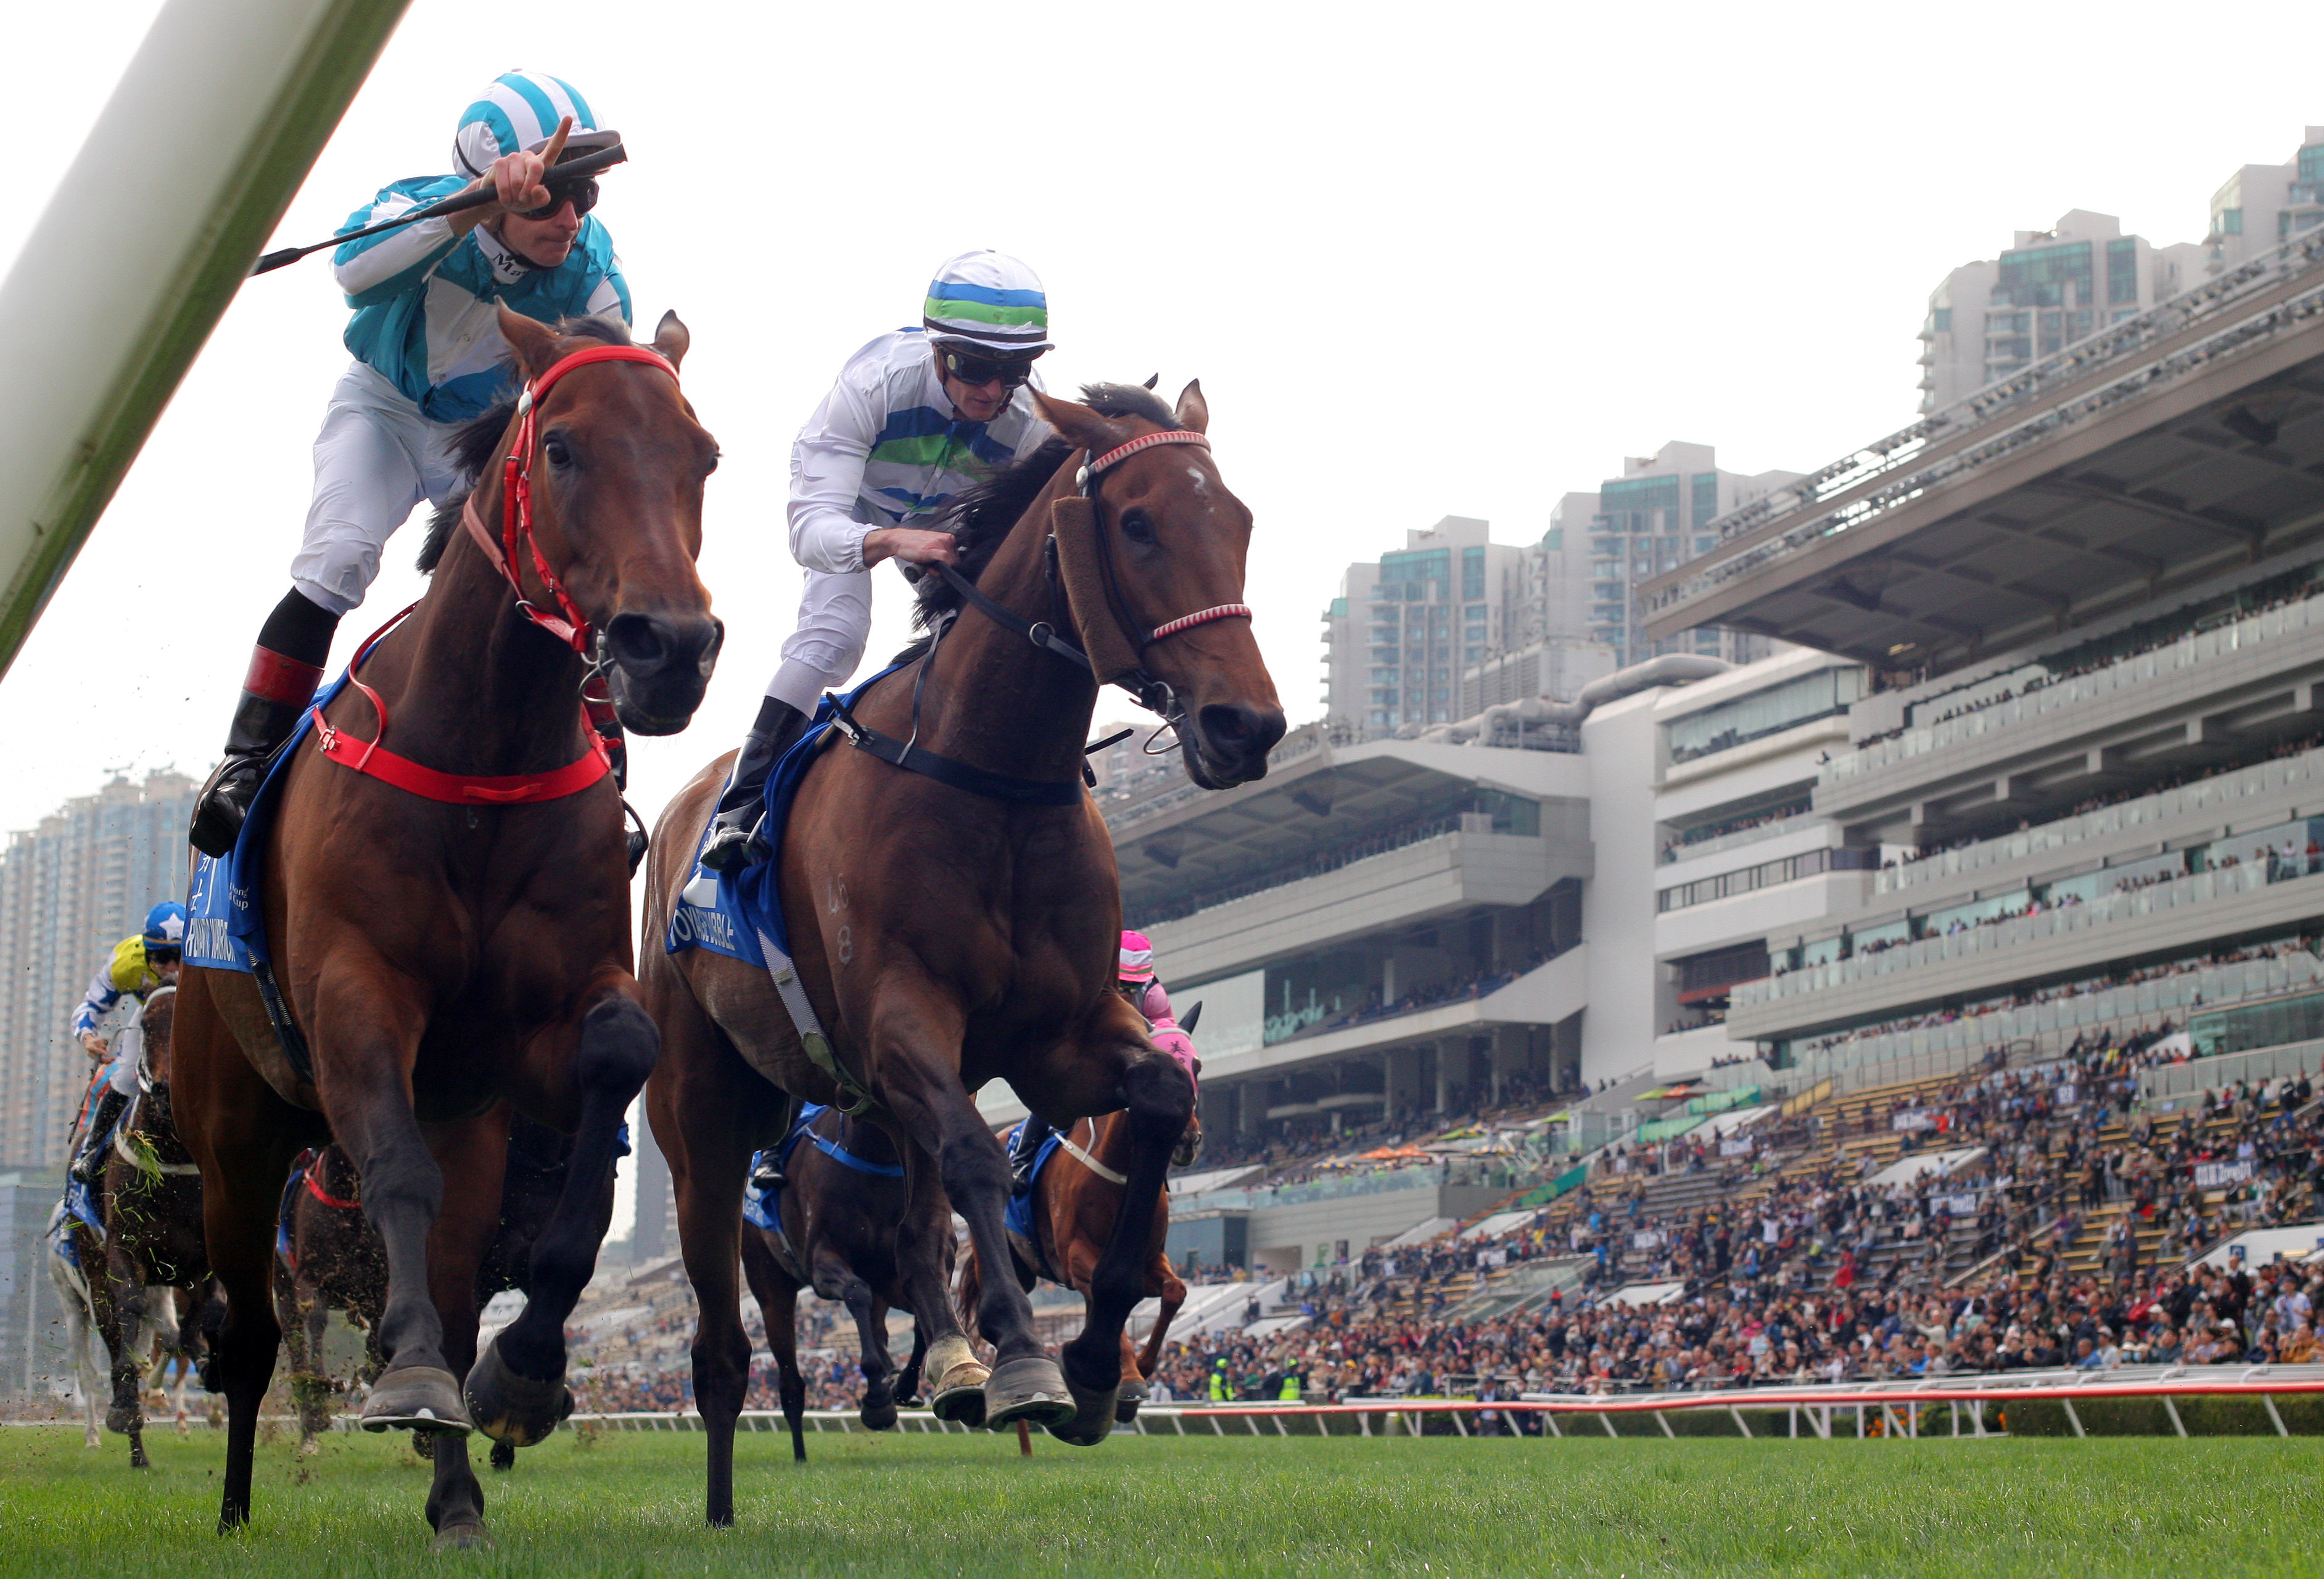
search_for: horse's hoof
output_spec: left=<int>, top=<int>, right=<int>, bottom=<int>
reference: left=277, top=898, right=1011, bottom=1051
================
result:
left=432, top=1520, right=493, bottom=1553
left=982, top=1356, right=1076, bottom=1431
left=359, top=1366, right=472, bottom=1435
left=929, top=1376, right=988, bottom=1427
left=1116, top=1383, right=1145, bottom=1425
left=462, top=1337, right=571, bottom=1447
left=860, top=1396, right=899, bottom=1432
left=104, top=1403, right=138, bottom=1437
left=490, top=1438, right=516, bottom=1471
left=1049, top=1397, right=1115, bottom=1448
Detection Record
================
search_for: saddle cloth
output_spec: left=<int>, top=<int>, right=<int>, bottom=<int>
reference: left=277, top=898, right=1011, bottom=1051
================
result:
left=1000, top=1120, right=1065, bottom=1245
left=185, top=674, right=352, bottom=974
left=664, top=662, right=905, bottom=969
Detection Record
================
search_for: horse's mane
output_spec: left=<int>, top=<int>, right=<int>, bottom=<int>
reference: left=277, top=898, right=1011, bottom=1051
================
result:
left=415, top=315, right=636, bottom=574
left=892, top=382, right=1182, bottom=661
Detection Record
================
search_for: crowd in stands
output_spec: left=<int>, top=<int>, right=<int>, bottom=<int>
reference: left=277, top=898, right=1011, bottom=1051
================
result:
left=1792, top=936, right=2312, bottom=1059
left=1853, top=569, right=2324, bottom=752
left=1272, top=956, right=1553, bottom=1045
left=1661, top=799, right=1813, bottom=863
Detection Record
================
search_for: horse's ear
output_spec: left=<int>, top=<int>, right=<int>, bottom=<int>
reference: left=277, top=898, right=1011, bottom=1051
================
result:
left=1175, top=379, right=1209, bottom=435
left=497, top=305, right=559, bottom=381
left=1142, top=373, right=1160, bottom=390
left=652, top=310, right=690, bottom=373
left=1032, top=390, right=1130, bottom=455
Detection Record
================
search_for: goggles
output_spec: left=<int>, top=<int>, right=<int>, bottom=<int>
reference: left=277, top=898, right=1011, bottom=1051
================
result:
left=514, top=176, right=599, bottom=223
left=939, top=347, right=1037, bottom=390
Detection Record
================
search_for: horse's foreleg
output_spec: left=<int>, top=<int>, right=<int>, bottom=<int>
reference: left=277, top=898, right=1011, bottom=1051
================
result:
left=820, top=1265, right=895, bottom=1432
left=1056, top=1053, right=1193, bottom=1447
left=892, top=1147, right=985, bottom=1424
left=97, top=1233, right=149, bottom=1461
left=418, top=1109, right=507, bottom=1545
left=752, top=1256, right=806, bottom=1464
left=1134, top=1265, right=1187, bottom=1381
left=469, top=993, right=656, bottom=1447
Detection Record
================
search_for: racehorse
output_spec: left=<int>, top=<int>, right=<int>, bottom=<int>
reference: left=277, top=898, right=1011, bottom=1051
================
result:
left=957, top=1108, right=1193, bottom=1427
left=175, top=309, right=720, bottom=1547
left=737, top=1105, right=960, bottom=1462
left=641, top=379, right=1282, bottom=1522
left=274, top=1115, right=601, bottom=1467
left=56, top=986, right=218, bottom=1467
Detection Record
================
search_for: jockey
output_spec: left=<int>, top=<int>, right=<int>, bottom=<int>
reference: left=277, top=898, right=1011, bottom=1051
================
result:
left=189, top=72, right=632, bottom=859
left=696, top=249, right=1055, bottom=872
left=1007, top=930, right=1199, bottom=1191
left=67, top=901, right=186, bottom=1184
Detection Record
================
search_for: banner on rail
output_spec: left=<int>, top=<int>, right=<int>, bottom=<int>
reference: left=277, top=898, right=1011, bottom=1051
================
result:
left=2195, top=1160, right=2256, bottom=1187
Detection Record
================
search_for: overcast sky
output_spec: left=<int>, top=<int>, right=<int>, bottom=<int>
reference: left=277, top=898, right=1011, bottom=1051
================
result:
left=1, top=0, right=2317, bottom=849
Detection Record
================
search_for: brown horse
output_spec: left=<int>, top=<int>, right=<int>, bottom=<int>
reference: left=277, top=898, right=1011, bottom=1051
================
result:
left=736, top=1104, right=960, bottom=1461
left=958, top=1108, right=1193, bottom=1427
left=641, top=379, right=1282, bottom=1522
left=175, top=308, right=720, bottom=1546
left=274, top=1114, right=605, bottom=1467
left=62, top=986, right=216, bottom=1467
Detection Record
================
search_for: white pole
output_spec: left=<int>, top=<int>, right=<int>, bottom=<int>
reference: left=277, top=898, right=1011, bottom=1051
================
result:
left=0, top=0, right=410, bottom=677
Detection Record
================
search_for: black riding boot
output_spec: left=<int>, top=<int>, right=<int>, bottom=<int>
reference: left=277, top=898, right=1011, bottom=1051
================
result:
left=698, top=696, right=809, bottom=873
left=189, top=592, right=338, bottom=859
left=1008, top=1116, right=1053, bottom=1194
left=751, top=1093, right=808, bottom=1194
left=71, top=1088, right=128, bottom=1184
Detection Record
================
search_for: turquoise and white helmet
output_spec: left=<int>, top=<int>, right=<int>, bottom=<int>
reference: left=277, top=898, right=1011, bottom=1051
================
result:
left=452, top=71, right=617, bottom=180
left=923, top=251, right=1052, bottom=357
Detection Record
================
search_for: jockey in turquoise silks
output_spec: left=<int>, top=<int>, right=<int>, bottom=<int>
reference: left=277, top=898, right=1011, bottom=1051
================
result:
left=67, top=901, right=185, bottom=1184
left=189, top=71, right=632, bottom=860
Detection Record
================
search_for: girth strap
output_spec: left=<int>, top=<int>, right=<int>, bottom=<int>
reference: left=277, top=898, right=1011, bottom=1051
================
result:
left=756, top=928, right=875, bottom=1117
left=1055, top=1119, right=1127, bottom=1186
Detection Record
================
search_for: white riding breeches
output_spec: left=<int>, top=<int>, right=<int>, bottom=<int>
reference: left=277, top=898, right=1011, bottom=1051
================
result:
left=767, top=566, right=873, bottom=714
left=287, top=362, right=466, bottom=616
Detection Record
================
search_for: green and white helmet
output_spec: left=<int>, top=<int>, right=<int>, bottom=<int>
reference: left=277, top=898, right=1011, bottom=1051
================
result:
left=452, top=70, right=617, bottom=180
left=923, top=250, right=1052, bottom=357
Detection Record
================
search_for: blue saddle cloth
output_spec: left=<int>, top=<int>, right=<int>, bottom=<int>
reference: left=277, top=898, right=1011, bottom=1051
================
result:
left=665, top=664, right=906, bottom=969
left=185, top=675, right=352, bottom=973
left=1001, top=1121, right=1064, bottom=1242
left=741, top=1102, right=906, bottom=1235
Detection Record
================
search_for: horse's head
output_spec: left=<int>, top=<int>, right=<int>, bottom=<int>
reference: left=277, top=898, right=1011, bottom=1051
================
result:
left=493, top=307, right=724, bottom=735
left=1036, top=384, right=1285, bottom=789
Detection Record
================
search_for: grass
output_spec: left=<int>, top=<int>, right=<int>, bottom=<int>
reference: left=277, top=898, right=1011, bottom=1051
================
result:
left=1, top=1421, right=2319, bottom=1576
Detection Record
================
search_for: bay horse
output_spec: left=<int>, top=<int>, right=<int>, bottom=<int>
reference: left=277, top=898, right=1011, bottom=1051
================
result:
left=59, top=986, right=216, bottom=1467
left=958, top=1108, right=1193, bottom=1427
left=641, top=379, right=1282, bottom=1522
left=274, top=1114, right=601, bottom=1467
left=175, top=308, right=720, bottom=1547
left=737, top=1104, right=962, bottom=1461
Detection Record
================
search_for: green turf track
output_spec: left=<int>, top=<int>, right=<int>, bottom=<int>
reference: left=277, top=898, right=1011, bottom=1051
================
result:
left=2, top=1425, right=2317, bottom=1576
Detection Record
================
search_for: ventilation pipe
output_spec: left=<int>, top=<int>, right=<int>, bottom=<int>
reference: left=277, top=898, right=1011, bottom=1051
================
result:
left=1420, top=652, right=1731, bottom=747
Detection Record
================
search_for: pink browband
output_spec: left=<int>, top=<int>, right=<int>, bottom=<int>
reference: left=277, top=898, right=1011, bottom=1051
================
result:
left=1078, top=428, right=1253, bottom=646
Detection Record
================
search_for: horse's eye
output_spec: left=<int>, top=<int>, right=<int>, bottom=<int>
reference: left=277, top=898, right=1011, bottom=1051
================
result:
left=544, top=434, right=574, bottom=468
left=1121, top=508, right=1158, bottom=546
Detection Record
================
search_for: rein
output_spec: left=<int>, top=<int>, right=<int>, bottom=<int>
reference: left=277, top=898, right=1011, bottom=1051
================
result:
left=310, top=344, right=675, bottom=807
left=833, top=425, right=1251, bottom=805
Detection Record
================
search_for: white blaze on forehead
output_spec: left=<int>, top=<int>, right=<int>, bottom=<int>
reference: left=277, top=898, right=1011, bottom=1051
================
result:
left=1186, top=466, right=1210, bottom=496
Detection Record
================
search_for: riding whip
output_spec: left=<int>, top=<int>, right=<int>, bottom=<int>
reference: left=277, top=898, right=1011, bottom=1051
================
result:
left=248, top=141, right=626, bottom=276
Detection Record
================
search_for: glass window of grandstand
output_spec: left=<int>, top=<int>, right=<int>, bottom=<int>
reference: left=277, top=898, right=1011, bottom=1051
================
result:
left=2193, top=989, right=2324, bottom=1059
left=1923, top=889, right=2030, bottom=938
left=2196, top=816, right=2324, bottom=879
left=1664, top=666, right=1863, bottom=765
left=1850, top=919, right=1911, bottom=952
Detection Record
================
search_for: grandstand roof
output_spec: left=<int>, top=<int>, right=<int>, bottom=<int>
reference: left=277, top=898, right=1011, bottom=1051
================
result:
left=1643, top=237, right=2324, bottom=675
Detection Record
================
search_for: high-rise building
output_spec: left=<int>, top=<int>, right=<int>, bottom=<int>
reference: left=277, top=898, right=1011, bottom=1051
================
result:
left=1918, top=211, right=2201, bottom=413
left=2203, top=127, right=2324, bottom=276
left=1569, top=442, right=1800, bottom=669
left=0, top=770, right=196, bottom=1169
left=1321, top=517, right=1531, bottom=734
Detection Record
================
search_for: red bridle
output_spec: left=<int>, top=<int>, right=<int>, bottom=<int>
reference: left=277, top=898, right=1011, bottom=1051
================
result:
left=459, top=342, right=681, bottom=656
left=1077, top=428, right=1252, bottom=645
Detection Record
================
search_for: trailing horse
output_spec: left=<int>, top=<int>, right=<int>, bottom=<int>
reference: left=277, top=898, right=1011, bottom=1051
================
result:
left=958, top=1108, right=1192, bottom=1427
left=642, top=379, right=1282, bottom=1523
left=738, top=1104, right=965, bottom=1461
left=273, top=1114, right=603, bottom=1467
left=175, top=309, right=720, bottom=1547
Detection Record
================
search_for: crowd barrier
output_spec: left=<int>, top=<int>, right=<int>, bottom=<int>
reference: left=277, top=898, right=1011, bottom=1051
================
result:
left=562, top=1364, right=2324, bottom=1443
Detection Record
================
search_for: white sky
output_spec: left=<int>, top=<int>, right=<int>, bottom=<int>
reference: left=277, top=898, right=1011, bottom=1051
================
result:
left=1, top=0, right=2317, bottom=847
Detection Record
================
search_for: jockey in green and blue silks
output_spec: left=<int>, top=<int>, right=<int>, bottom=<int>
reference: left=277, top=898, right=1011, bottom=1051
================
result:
left=696, top=250, right=1056, bottom=873
left=189, top=71, right=633, bottom=861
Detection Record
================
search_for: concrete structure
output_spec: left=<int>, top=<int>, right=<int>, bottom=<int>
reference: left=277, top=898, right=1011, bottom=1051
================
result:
left=1918, top=211, right=2202, bottom=413
left=1643, top=218, right=2324, bottom=1092
left=2203, top=128, right=2324, bottom=278
left=0, top=1164, right=75, bottom=1402
left=1321, top=517, right=1533, bottom=733
left=1565, top=443, right=1800, bottom=669
left=0, top=770, right=196, bottom=1169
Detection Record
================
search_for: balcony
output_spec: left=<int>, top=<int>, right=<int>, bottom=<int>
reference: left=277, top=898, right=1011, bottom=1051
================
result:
left=1728, top=862, right=2324, bottom=1044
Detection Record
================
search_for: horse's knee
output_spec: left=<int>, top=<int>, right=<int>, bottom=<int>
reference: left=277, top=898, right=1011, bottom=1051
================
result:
left=1122, top=1056, right=1194, bottom=1139
left=579, top=997, right=658, bottom=1100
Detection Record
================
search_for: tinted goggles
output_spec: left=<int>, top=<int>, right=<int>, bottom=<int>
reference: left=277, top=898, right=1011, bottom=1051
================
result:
left=940, top=347, right=1036, bottom=389
left=514, top=177, right=599, bottom=222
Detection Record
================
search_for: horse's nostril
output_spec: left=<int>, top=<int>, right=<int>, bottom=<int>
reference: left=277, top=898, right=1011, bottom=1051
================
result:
left=1198, top=704, right=1287, bottom=767
left=605, top=613, right=672, bottom=670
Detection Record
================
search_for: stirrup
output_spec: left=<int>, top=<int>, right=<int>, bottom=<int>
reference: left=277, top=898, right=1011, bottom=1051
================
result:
left=698, top=812, right=766, bottom=874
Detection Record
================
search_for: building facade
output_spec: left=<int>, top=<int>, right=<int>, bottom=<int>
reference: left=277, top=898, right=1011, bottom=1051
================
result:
left=1320, top=517, right=1532, bottom=735
left=0, top=771, right=196, bottom=1169
left=2204, top=127, right=2324, bottom=277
